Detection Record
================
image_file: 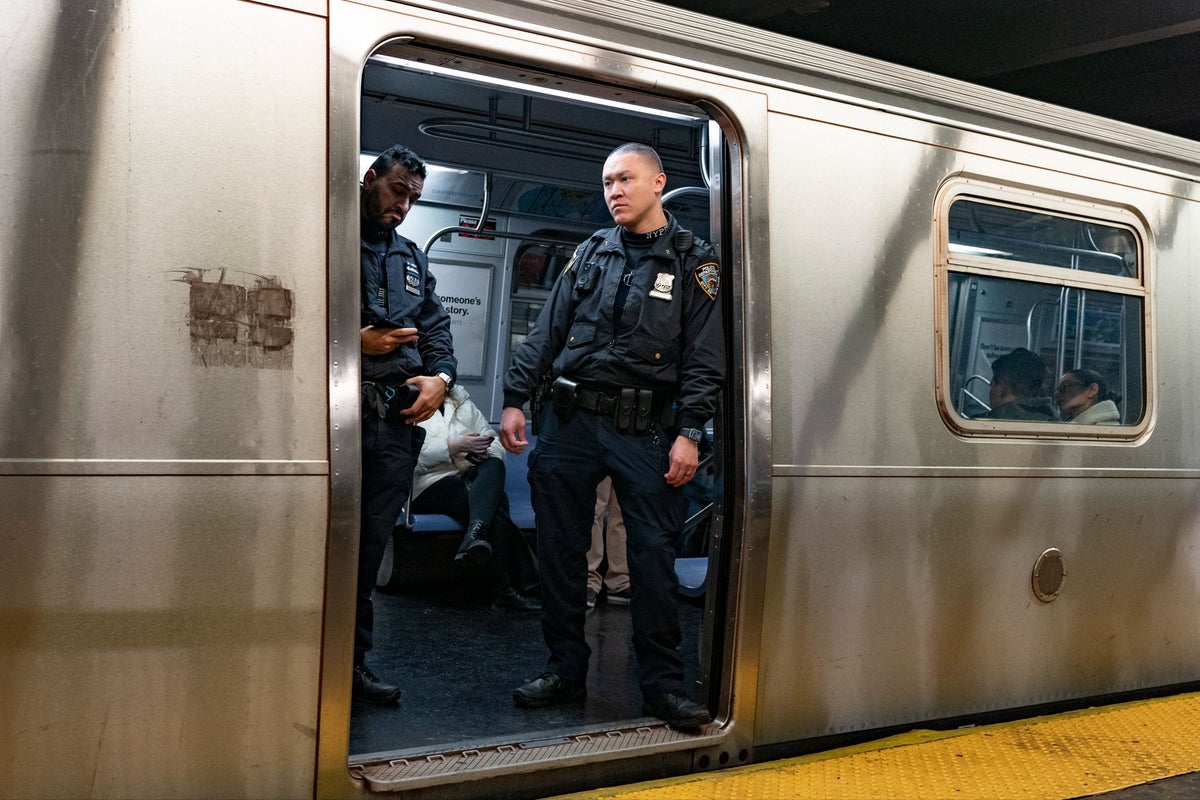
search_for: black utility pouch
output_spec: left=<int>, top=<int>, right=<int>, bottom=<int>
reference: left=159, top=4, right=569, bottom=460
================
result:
left=617, top=388, right=636, bottom=432
left=530, top=375, right=551, bottom=435
left=551, top=376, right=579, bottom=414
left=634, top=390, right=653, bottom=434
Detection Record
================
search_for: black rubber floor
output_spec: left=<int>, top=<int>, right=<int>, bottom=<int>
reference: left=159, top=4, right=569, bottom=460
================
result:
left=350, top=535, right=704, bottom=758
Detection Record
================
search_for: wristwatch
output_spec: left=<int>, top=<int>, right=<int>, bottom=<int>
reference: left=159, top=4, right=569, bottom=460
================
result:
left=678, top=427, right=704, bottom=443
left=435, top=371, right=454, bottom=390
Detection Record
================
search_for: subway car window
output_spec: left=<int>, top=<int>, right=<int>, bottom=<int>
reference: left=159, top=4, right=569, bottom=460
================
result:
left=940, top=192, right=1147, bottom=435
left=948, top=200, right=1139, bottom=277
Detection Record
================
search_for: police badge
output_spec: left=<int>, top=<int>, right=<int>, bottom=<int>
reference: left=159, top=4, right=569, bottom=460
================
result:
left=695, top=261, right=720, bottom=301
left=648, top=272, right=675, bottom=300
left=404, top=258, right=421, bottom=295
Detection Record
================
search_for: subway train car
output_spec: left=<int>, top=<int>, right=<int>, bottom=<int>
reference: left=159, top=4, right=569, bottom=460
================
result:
left=3, top=0, right=1199, bottom=798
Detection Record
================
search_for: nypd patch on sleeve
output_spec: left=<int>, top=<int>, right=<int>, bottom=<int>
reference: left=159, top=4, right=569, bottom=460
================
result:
left=695, top=261, right=720, bottom=301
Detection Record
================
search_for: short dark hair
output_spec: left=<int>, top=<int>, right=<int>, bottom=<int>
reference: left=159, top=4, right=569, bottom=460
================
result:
left=1063, top=368, right=1117, bottom=403
left=368, top=144, right=427, bottom=180
left=606, top=142, right=663, bottom=173
left=991, top=347, right=1047, bottom=397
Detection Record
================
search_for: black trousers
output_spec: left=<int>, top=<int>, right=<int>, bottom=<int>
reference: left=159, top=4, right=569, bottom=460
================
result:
left=410, top=458, right=523, bottom=593
left=528, top=405, right=687, bottom=699
left=357, top=412, right=424, bottom=662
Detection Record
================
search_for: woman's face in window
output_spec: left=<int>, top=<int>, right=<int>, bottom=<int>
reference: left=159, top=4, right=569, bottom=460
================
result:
left=1054, top=375, right=1098, bottom=421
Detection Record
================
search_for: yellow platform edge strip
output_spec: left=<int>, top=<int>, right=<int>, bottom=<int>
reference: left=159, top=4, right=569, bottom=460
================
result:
left=553, top=691, right=1200, bottom=800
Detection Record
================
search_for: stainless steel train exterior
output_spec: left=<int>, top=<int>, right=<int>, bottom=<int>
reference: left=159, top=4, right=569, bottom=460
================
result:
left=3, top=0, right=1199, bottom=798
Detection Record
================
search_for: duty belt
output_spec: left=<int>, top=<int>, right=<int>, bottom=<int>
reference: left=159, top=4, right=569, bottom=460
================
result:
left=551, top=376, right=679, bottom=434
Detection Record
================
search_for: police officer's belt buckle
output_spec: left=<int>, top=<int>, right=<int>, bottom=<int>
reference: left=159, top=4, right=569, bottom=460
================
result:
left=551, top=376, right=579, bottom=414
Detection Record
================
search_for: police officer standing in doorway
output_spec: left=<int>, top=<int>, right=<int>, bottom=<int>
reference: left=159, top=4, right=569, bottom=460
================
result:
left=357, top=145, right=457, bottom=704
left=499, top=142, right=724, bottom=732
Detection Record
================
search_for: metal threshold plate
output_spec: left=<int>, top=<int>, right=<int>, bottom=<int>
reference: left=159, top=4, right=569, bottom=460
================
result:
left=351, top=719, right=722, bottom=791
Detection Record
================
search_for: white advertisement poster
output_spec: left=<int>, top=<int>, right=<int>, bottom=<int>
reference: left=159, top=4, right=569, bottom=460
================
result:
left=430, top=261, right=493, bottom=380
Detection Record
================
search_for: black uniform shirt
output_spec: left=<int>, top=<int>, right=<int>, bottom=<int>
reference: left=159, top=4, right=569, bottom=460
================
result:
left=504, top=213, right=723, bottom=430
left=360, top=225, right=457, bottom=384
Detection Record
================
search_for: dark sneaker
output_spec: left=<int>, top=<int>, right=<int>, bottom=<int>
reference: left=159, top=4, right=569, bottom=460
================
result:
left=642, top=691, right=711, bottom=732
left=513, top=673, right=586, bottom=708
left=606, top=587, right=631, bottom=605
left=491, top=586, right=542, bottom=612
left=352, top=662, right=402, bottom=705
left=586, top=587, right=598, bottom=609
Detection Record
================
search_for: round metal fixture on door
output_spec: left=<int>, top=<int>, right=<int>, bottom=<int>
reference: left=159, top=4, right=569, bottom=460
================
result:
left=1032, top=548, right=1066, bottom=602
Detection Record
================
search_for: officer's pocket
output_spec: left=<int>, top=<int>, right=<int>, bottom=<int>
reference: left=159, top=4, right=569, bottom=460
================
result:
left=628, top=336, right=679, bottom=367
left=565, top=322, right=596, bottom=349
left=643, top=424, right=673, bottom=474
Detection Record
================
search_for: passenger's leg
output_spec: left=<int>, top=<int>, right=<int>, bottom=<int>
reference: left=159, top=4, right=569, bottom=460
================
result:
left=603, top=487, right=630, bottom=598
left=585, top=477, right=613, bottom=603
left=465, top=456, right=505, bottom=527
left=409, top=475, right=469, bottom=524
left=488, top=505, right=541, bottom=612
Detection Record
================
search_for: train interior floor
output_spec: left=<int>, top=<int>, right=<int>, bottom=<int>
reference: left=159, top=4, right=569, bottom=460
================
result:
left=350, top=533, right=705, bottom=759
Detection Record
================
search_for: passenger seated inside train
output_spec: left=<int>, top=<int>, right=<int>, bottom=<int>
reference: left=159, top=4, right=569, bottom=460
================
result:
left=1054, top=368, right=1121, bottom=424
left=412, top=384, right=541, bottom=612
left=976, top=347, right=1056, bottom=421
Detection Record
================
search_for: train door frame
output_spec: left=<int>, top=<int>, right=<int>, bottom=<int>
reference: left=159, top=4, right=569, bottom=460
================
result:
left=321, top=1, right=772, bottom=795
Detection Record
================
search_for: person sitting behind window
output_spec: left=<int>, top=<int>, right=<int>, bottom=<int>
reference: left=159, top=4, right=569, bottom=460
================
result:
left=413, top=385, right=541, bottom=612
left=978, top=347, right=1056, bottom=421
left=1054, top=368, right=1120, bottom=424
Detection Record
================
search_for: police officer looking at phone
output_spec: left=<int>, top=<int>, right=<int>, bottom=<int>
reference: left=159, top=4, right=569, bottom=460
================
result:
left=357, top=145, right=457, bottom=704
left=499, top=143, right=724, bottom=732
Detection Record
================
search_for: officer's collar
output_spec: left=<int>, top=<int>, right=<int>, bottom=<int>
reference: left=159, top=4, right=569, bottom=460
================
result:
left=621, top=221, right=670, bottom=245
left=602, top=213, right=677, bottom=253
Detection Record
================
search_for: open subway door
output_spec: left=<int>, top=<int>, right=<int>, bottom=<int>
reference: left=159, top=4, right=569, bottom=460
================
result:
left=322, top=2, right=762, bottom=797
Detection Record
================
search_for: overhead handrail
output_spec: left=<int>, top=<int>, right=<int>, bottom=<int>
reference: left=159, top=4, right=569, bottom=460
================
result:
left=421, top=171, right=582, bottom=255
left=663, top=186, right=708, bottom=205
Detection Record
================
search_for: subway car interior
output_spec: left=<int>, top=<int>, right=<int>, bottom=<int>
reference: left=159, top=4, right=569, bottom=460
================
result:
left=352, top=44, right=728, bottom=763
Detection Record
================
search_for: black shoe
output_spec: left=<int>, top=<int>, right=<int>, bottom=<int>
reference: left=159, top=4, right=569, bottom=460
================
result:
left=513, top=672, right=585, bottom=708
left=491, top=586, right=542, bottom=612
left=454, top=520, right=492, bottom=565
left=642, top=691, right=711, bottom=732
left=352, top=662, right=402, bottom=705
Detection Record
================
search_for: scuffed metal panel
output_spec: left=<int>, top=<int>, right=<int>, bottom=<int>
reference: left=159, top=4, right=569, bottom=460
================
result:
left=1, top=0, right=328, bottom=466
left=0, top=0, right=330, bottom=797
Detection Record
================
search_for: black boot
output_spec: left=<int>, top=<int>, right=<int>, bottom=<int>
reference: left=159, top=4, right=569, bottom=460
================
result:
left=455, top=520, right=492, bottom=565
left=352, top=661, right=402, bottom=705
left=492, top=585, right=542, bottom=612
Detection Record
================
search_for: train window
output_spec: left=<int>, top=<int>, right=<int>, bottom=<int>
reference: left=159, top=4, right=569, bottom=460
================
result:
left=949, top=200, right=1138, bottom=278
left=938, top=185, right=1149, bottom=437
left=513, top=242, right=575, bottom=293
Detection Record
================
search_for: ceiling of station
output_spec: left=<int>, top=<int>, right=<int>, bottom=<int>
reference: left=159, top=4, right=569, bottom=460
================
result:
left=657, top=0, right=1200, bottom=141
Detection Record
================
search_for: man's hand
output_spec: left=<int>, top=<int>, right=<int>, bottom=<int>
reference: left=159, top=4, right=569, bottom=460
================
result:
left=361, top=325, right=418, bottom=356
left=499, top=406, right=529, bottom=454
left=664, top=435, right=699, bottom=487
left=400, top=375, right=447, bottom=424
